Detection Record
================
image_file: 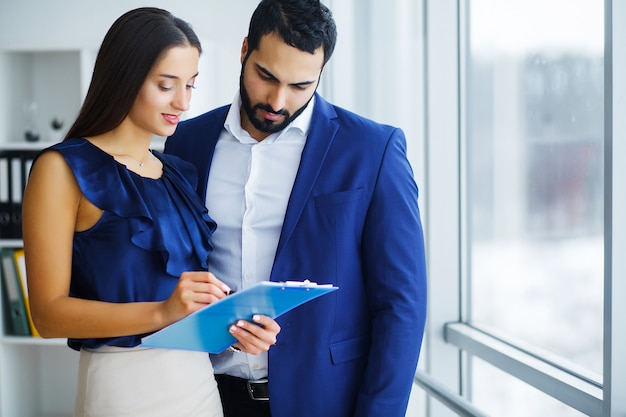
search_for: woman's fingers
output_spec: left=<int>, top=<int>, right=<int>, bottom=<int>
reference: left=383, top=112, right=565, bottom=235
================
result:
left=165, top=272, right=231, bottom=322
left=178, top=271, right=231, bottom=304
left=229, top=315, right=281, bottom=355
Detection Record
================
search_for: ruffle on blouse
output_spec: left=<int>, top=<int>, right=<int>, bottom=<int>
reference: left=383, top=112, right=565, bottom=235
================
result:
left=46, top=138, right=216, bottom=277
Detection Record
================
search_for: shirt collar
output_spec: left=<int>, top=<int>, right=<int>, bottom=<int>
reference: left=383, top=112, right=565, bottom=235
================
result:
left=224, top=90, right=315, bottom=143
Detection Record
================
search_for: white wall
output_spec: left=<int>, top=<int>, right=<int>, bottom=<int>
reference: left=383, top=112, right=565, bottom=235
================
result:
left=0, top=0, right=260, bottom=114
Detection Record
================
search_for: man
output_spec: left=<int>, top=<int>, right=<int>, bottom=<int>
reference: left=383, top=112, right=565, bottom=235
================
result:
left=165, top=0, right=427, bottom=416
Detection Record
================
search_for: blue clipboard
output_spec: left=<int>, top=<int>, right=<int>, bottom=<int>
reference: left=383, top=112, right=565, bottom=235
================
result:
left=140, top=280, right=338, bottom=353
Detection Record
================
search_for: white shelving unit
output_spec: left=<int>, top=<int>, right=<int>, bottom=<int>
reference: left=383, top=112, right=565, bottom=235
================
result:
left=0, top=47, right=94, bottom=417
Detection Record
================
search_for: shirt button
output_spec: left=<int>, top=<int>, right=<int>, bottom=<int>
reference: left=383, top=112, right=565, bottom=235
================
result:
left=244, top=273, right=252, bottom=280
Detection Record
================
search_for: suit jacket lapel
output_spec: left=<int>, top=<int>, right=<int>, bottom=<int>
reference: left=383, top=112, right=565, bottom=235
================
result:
left=274, top=94, right=339, bottom=264
left=197, top=107, right=230, bottom=200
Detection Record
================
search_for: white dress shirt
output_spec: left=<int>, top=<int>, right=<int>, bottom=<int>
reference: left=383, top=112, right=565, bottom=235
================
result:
left=207, top=92, right=313, bottom=380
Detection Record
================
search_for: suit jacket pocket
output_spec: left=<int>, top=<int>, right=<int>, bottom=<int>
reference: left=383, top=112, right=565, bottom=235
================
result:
left=314, top=189, right=363, bottom=208
left=329, top=335, right=368, bottom=365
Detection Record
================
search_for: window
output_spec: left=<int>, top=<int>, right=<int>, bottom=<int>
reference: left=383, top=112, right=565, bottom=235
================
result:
left=466, top=0, right=604, bottom=375
left=419, top=0, right=626, bottom=416
left=463, top=0, right=605, bottom=414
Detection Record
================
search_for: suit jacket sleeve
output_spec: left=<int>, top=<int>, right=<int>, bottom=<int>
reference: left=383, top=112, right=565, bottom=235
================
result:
left=355, top=127, right=427, bottom=416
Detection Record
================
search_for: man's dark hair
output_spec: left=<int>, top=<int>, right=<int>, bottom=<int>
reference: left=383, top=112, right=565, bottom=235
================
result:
left=246, top=0, right=337, bottom=66
left=65, top=7, right=201, bottom=139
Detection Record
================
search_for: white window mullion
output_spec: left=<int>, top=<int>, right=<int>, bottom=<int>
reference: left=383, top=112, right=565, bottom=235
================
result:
left=605, top=1, right=626, bottom=415
left=423, top=1, right=463, bottom=416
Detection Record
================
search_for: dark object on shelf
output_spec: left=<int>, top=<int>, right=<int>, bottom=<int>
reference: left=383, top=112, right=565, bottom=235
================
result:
left=0, top=150, right=40, bottom=239
left=51, top=117, right=64, bottom=130
left=24, top=129, right=40, bottom=142
left=49, top=117, right=65, bottom=142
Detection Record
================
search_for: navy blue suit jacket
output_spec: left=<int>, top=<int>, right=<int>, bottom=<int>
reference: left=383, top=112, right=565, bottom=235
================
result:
left=165, top=94, right=427, bottom=417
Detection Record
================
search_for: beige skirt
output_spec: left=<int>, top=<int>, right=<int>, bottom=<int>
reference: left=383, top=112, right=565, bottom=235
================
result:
left=74, top=346, right=223, bottom=417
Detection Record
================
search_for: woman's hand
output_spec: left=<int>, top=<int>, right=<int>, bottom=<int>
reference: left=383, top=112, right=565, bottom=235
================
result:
left=161, top=271, right=231, bottom=325
left=229, top=315, right=281, bottom=355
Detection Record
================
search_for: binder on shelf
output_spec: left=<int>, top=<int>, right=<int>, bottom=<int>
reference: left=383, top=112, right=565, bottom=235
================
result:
left=0, top=248, right=31, bottom=336
left=12, top=248, right=40, bottom=337
left=9, top=150, right=39, bottom=240
left=9, top=155, right=23, bottom=239
left=23, top=153, right=35, bottom=185
left=141, top=280, right=338, bottom=353
left=0, top=153, right=11, bottom=239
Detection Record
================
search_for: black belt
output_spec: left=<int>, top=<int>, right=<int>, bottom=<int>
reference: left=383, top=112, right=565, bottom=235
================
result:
left=215, top=374, right=269, bottom=401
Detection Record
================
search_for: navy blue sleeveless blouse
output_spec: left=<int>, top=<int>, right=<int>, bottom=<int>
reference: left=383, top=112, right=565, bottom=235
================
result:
left=42, top=138, right=216, bottom=350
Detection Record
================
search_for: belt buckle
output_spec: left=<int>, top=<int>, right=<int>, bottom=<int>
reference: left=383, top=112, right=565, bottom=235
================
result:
left=246, top=378, right=269, bottom=401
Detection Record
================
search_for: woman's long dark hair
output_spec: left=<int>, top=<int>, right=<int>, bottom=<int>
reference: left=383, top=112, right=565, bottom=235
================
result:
left=65, top=7, right=201, bottom=140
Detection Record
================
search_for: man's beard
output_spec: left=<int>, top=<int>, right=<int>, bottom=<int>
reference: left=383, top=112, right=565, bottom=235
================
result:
left=239, top=67, right=315, bottom=134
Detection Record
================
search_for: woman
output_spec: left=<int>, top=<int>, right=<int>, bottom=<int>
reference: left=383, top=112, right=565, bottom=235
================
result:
left=22, top=8, right=279, bottom=417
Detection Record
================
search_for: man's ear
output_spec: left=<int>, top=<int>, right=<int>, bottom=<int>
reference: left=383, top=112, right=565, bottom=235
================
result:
left=240, top=37, right=249, bottom=64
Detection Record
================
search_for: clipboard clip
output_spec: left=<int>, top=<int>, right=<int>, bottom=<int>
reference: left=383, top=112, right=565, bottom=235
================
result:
left=279, top=279, right=335, bottom=291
